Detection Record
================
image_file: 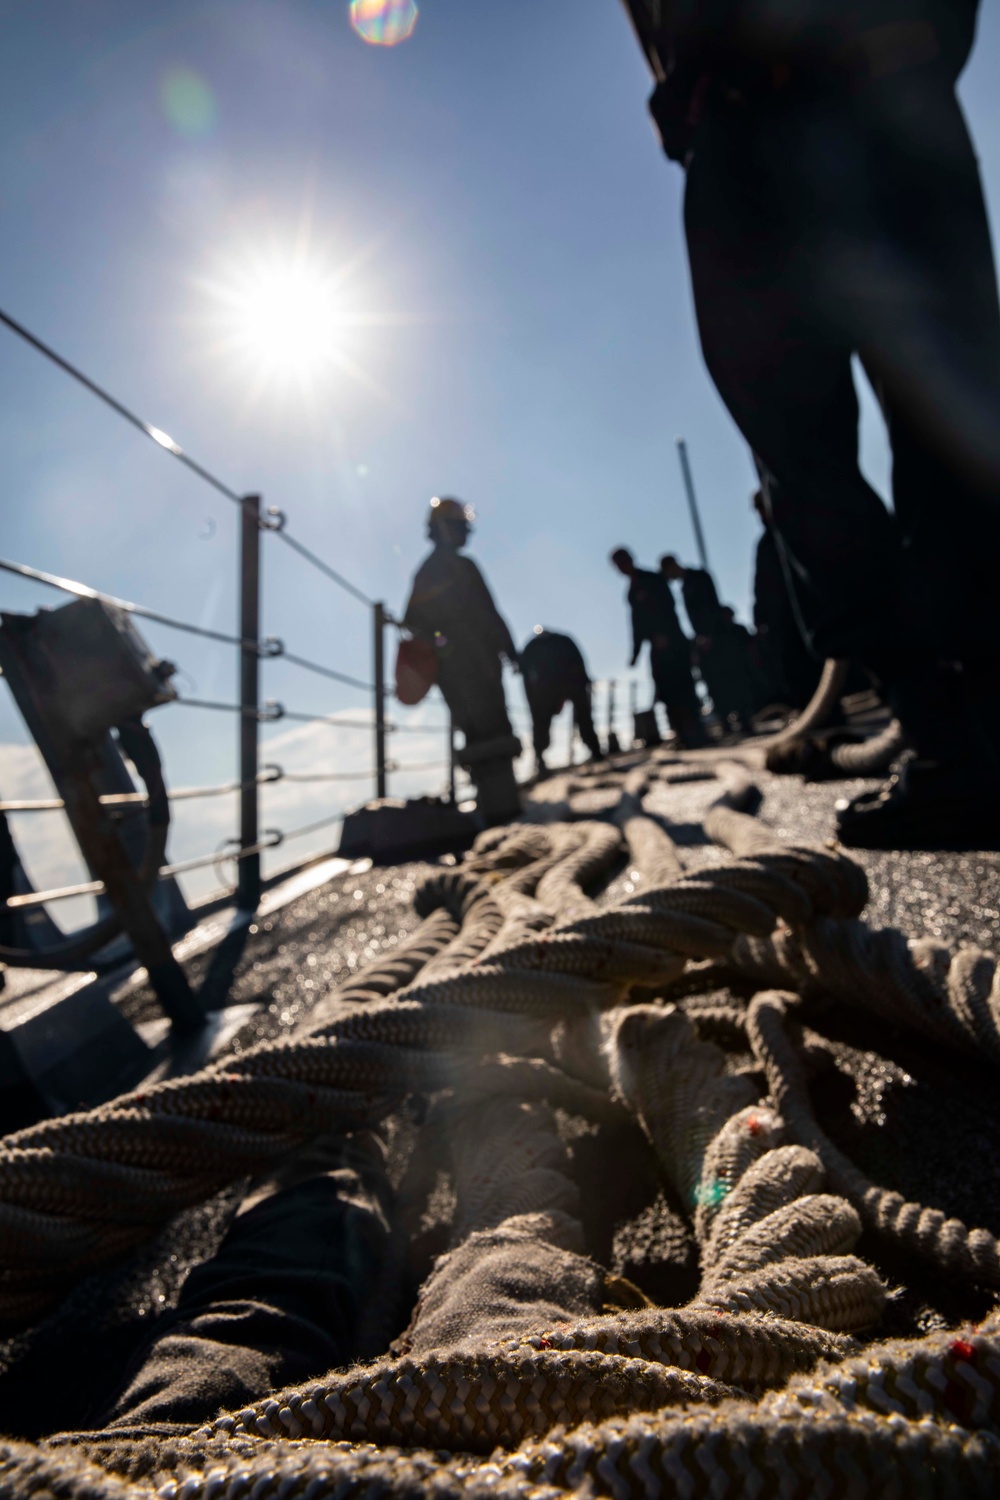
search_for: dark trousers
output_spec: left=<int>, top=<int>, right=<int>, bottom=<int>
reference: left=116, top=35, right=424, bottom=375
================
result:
left=649, top=643, right=702, bottom=735
left=437, top=648, right=512, bottom=745
left=685, top=61, right=1000, bottom=684
left=697, top=629, right=756, bottom=727
left=98, top=1154, right=392, bottom=1435
left=526, top=682, right=601, bottom=760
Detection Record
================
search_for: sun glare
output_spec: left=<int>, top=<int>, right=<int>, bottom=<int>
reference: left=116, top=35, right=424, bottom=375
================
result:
left=202, top=251, right=369, bottom=397
left=234, top=264, right=346, bottom=378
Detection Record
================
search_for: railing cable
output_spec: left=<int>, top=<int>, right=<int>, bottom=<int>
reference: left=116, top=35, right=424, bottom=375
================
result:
left=175, top=696, right=285, bottom=721
left=280, top=650, right=373, bottom=692
left=278, top=769, right=380, bottom=784
left=270, top=524, right=374, bottom=609
left=278, top=810, right=345, bottom=844
left=0, top=306, right=243, bottom=505
left=279, top=707, right=447, bottom=734
left=4, top=832, right=285, bottom=910
left=1, top=557, right=372, bottom=687
left=0, top=768, right=283, bottom=816
left=0, top=556, right=267, bottom=652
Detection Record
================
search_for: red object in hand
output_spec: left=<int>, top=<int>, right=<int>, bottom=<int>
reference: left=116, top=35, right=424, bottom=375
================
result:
left=395, top=635, right=438, bottom=705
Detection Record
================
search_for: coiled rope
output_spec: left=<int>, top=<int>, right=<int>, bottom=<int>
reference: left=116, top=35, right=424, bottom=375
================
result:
left=1, top=755, right=999, bottom=1499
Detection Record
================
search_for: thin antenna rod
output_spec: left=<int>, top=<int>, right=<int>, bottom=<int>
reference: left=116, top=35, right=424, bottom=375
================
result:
left=676, top=437, right=710, bottom=572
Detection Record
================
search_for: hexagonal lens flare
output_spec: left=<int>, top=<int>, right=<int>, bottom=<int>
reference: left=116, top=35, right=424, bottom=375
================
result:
left=349, top=0, right=418, bottom=46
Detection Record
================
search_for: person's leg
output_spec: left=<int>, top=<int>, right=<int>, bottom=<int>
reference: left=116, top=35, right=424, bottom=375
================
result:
left=699, top=642, right=738, bottom=730
left=686, top=110, right=909, bottom=670
left=685, top=85, right=1000, bottom=843
left=438, top=649, right=513, bottom=745
left=847, top=64, right=1000, bottom=736
left=654, top=645, right=707, bottom=747
left=797, top=62, right=1000, bottom=840
left=101, top=1137, right=392, bottom=1433
left=571, top=686, right=602, bottom=759
left=525, top=684, right=553, bottom=770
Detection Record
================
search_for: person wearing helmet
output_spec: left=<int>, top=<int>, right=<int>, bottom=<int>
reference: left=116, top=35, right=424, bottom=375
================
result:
left=403, top=498, right=521, bottom=821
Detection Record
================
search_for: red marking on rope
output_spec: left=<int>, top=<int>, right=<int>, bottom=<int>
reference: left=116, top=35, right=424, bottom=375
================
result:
left=745, top=1116, right=762, bottom=1136
left=949, top=1339, right=976, bottom=1363
left=537, top=1338, right=553, bottom=1350
left=695, top=1349, right=712, bottom=1374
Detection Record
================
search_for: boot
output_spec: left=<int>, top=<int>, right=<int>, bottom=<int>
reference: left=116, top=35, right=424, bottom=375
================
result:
left=836, top=666, right=1000, bottom=850
left=668, top=702, right=709, bottom=750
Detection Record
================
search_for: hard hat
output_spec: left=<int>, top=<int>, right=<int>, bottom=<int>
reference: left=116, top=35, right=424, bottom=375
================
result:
left=428, top=495, right=474, bottom=526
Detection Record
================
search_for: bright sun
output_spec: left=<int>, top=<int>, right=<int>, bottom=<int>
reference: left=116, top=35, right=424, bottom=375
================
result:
left=226, top=262, right=350, bottom=380
left=200, top=248, right=376, bottom=400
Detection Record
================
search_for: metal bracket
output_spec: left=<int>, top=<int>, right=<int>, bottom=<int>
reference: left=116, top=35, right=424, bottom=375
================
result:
left=262, top=507, right=287, bottom=533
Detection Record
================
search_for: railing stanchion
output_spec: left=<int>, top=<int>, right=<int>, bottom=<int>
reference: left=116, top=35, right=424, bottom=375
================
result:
left=374, top=602, right=387, bottom=799
left=238, top=494, right=262, bottom=911
left=448, top=714, right=456, bottom=802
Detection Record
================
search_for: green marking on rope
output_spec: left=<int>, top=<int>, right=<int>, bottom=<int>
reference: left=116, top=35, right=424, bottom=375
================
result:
left=694, top=1178, right=730, bottom=1209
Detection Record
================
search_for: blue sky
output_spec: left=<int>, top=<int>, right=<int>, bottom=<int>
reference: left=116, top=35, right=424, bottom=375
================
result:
left=2, top=0, right=1000, bottom=918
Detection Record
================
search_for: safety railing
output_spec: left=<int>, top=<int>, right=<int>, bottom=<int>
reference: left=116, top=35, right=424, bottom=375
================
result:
left=0, top=308, right=451, bottom=934
left=0, top=304, right=645, bottom=967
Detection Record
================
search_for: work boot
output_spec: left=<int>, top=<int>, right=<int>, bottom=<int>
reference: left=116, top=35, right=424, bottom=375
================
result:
left=668, top=703, right=709, bottom=750
left=835, top=665, right=1000, bottom=850
left=836, top=758, right=1000, bottom=850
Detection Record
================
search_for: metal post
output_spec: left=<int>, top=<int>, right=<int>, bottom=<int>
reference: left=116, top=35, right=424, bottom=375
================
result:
left=237, top=494, right=261, bottom=911
left=676, top=437, right=710, bottom=572
left=448, top=714, right=456, bottom=802
left=374, top=602, right=387, bottom=800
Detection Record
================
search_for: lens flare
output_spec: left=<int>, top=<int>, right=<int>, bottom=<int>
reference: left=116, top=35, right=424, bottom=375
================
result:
left=349, top=0, right=418, bottom=46
left=161, top=68, right=217, bottom=137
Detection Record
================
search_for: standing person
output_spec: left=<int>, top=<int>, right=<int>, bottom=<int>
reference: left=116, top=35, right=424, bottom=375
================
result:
left=403, top=497, right=521, bottom=823
left=610, top=547, right=706, bottom=747
left=660, top=555, right=754, bottom=731
left=520, top=627, right=603, bottom=775
left=661, top=554, right=721, bottom=641
left=621, top=0, right=1000, bottom=848
left=750, top=490, right=823, bottom=710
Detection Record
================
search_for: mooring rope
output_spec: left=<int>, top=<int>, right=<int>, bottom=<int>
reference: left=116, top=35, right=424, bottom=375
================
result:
left=1, top=756, right=999, bottom=1499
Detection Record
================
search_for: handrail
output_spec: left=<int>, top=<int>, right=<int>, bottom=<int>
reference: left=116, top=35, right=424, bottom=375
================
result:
left=0, top=768, right=284, bottom=815
left=0, top=556, right=275, bottom=652
left=280, top=650, right=374, bottom=692
left=0, top=306, right=244, bottom=505
left=0, top=308, right=467, bottom=978
left=4, top=832, right=285, bottom=910
left=269, top=520, right=374, bottom=609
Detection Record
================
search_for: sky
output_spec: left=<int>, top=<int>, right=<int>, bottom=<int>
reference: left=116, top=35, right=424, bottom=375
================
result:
left=2, top=0, right=1000, bottom=924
